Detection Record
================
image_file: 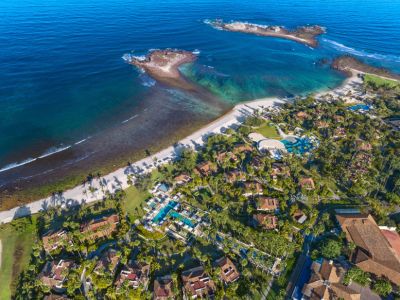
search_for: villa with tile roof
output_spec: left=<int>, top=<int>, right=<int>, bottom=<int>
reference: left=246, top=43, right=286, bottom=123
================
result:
left=42, top=229, right=69, bottom=253
left=194, top=161, right=216, bottom=177
left=80, top=214, right=119, bottom=242
left=336, top=213, right=400, bottom=285
left=153, top=275, right=175, bottom=300
left=253, top=214, right=278, bottom=230
left=181, top=266, right=215, bottom=299
left=115, top=261, right=150, bottom=290
left=302, top=259, right=360, bottom=300
left=214, top=257, right=240, bottom=284
left=256, top=197, right=279, bottom=211
left=38, top=259, right=76, bottom=291
left=94, top=248, right=120, bottom=276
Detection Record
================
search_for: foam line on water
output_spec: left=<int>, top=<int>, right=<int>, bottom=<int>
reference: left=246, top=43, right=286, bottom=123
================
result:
left=0, top=158, right=37, bottom=173
left=323, top=38, right=400, bottom=63
left=122, top=114, right=139, bottom=124
left=38, top=145, right=71, bottom=159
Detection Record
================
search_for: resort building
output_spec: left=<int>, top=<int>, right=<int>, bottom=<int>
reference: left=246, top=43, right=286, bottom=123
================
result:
left=181, top=266, right=216, bottom=299
left=194, top=161, right=216, bottom=177
left=293, top=210, right=308, bottom=224
left=299, top=177, right=315, bottom=190
left=153, top=275, right=175, bottom=300
left=242, top=181, right=263, bottom=197
left=214, top=257, right=240, bottom=284
left=216, top=151, right=237, bottom=164
left=225, top=170, right=246, bottom=183
left=80, top=214, right=119, bottom=241
left=250, top=156, right=264, bottom=169
left=232, top=144, right=253, bottom=154
left=302, top=259, right=360, bottom=300
left=174, top=174, right=192, bottom=185
left=256, top=197, right=279, bottom=211
left=271, top=162, right=290, bottom=179
left=336, top=213, right=400, bottom=285
left=38, top=259, right=76, bottom=291
left=252, top=214, right=278, bottom=230
left=42, top=229, right=69, bottom=253
left=94, top=248, right=120, bottom=276
left=115, top=261, right=150, bottom=290
left=295, top=111, right=309, bottom=120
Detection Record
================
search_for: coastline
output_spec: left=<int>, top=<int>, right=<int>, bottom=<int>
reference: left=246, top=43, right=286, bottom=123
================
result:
left=0, top=97, right=284, bottom=224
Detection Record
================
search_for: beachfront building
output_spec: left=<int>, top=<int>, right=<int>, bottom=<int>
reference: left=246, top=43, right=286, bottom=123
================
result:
left=336, top=213, right=400, bottom=285
left=93, top=248, right=120, bottom=276
left=115, top=261, right=150, bottom=290
left=302, top=259, right=360, bottom=300
left=38, top=259, right=76, bottom=292
left=214, top=257, right=240, bottom=284
left=181, top=266, right=216, bottom=299
left=80, top=214, right=119, bottom=242
left=252, top=214, right=278, bottom=230
left=42, top=229, right=69, bottom=253
left=216, top=151, right=238, bottom=164
left=232, top=143, right=253, bottom=154
left=153, top=275, right=175, bottom=300
left=256, top=197, right=279, bottom=212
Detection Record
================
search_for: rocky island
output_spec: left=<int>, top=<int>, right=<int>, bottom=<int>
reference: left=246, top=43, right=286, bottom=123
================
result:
left=207, top=20, right=325, bottom=48
left=125, top=49, right=198, bottom=90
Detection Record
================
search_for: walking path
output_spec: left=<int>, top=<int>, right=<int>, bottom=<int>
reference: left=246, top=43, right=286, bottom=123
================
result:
left=0, top=97, right=283, bottom=224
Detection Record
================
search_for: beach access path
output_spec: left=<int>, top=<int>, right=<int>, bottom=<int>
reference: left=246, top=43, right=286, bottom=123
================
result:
left=0, top=97, right=284, bottom=224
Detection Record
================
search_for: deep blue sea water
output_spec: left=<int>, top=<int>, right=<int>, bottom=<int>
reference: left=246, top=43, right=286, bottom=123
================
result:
left=1, top=0, right=400, bottom=182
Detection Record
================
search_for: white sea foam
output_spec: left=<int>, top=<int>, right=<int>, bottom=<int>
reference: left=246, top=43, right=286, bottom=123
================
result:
left=140, top=74, right=156, bottom=87
left=0, top=158, right=38, bottom=173
left=38, top=145, right=71, bottom=159
left=192, top=49, right=201, bottom=55
left=75, top=138, right=88, bottom=145
left=121, top=114, right=139, bottom=124
left=323, top=38, right=400, bottom=63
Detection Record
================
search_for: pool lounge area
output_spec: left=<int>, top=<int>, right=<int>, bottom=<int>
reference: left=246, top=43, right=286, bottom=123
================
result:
left=281, top=136, right=315, bottom=155
left=152, top=200, right=178, bottom=224
left=348, top=104, right=371, bottom=112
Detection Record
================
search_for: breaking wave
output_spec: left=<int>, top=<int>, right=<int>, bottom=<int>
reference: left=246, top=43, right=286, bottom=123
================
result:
left=0, top=158, right=37, bottom=173
left=323, top=38, right=400, bottom=63
left=38, top=145, right=71, bottom=159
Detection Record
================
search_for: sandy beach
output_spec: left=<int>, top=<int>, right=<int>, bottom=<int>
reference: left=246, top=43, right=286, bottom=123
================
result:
left=0, top=97, right=284, bottom=224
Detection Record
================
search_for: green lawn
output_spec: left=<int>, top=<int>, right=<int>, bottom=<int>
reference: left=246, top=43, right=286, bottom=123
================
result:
left=255, top=123, right=281, bottom=140
left=0, top=217, right=37, bottom=299
left=364, top=74, right=400, bottom=89
left=123, top=186, right=151, bottom=221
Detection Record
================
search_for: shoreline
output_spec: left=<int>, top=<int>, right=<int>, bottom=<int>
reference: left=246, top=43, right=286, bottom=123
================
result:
left=0, top=97, right=284, bottom=224
left=0, top=57, right=382, bottom=224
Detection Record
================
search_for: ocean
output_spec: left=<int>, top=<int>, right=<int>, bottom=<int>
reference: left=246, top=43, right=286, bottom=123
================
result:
left=1, top=0, right=400, bottom=198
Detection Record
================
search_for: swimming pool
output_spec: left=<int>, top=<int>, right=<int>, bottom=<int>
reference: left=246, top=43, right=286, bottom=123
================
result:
left=281, top=137, right=314, bottom=155
left=348, top=104, right=371, bottom=111
left=169, top=211, right=195, bottom=228
left=152, top=201, right=178, bottom=224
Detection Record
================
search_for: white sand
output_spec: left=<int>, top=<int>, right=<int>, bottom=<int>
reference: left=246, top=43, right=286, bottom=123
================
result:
left=0, top=97, right=284, bottom=224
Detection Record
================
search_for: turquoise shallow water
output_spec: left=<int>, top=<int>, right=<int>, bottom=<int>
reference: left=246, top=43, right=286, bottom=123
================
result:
left=1, top=0, right=400, bottom=186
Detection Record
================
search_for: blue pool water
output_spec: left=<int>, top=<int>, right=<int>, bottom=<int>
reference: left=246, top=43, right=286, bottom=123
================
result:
left=348, top=104, right=371, bottom=111
left=282, top=137, right=314, bottom=155
left=170, top=211, right=195, bottom=228
left=152, top=201, right=178, bottom=224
